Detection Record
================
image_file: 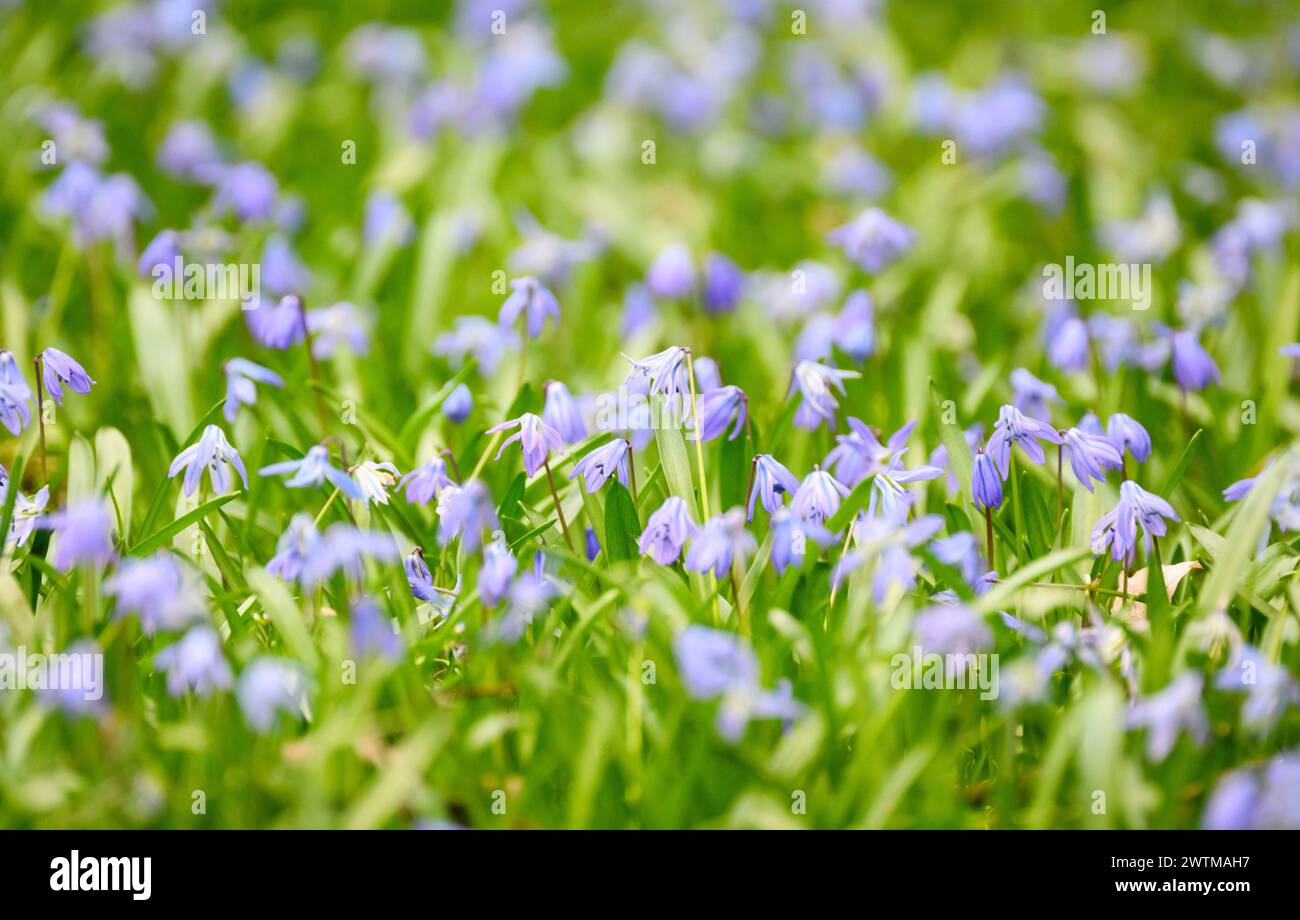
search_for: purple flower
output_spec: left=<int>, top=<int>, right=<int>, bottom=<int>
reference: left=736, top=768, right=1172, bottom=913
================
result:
left=443, top=383, right=473, bottom=423
left=299, top=525, right=399, bottom=587
left=971, top=449, right=1002, bottom=511
left=770, top=508, right=834, bottom=575
left=404, top=548, right=442, bottom=605
left=836, top=290, right=876, bottom=361
left=791, top=468, right=850, bottom=526
left=1048, top=316, right=1090, bottom=372
left=489, top=412, right=563, bottom=478
left=623, top=345, right=690, bottom=397
left=137, top=228, right=181, bottom=278
left=498, top=276, right=560, bottom=339
left=7, top=486, right=50, bottom=547
left=399, top=457, right=455, bottom=504
left=105, top=553, right=208, bottom=634
left=212, top=162, right=278, bottom=222
left=869, top=452, right=944, bottom=525
left=307, top=302, right=370, bottom=359
left=0, top=350, right=33, bottom=435
left=154, top=626, right=234, bottom=697
left=157, top=120, right=223, bottom=183
left=748, top=453, right=800, bottom=520
left=42, top=164, right=150, bottom=247
left=363, top=190, right=415, bottom=246
left=1170, top=328, right=1220, bottom=392
left=930, top=532, right=993, bottom=594
left=1202, top=750, right=1300, bottom=830
left=543, top=380, right=586, bottom=444
left=693, top=385, right=747, bottom=442
left=826, top=207, right=916, bottom=273
left=824, top=417, right=914, bottom=486
left=913, top=604, right=993, bottom=657
left=673, top=625, right=804, bottom=743
left=266, top=515, right=320, bottom=583
left=223, top=358, right=282, bottom=422
left=702, top=252, right=745, bottom=314
left=1126, top=673, right=1209, bottom=761
left=246, top=294, right=307, bottom=349
left=436, top=481, right=499, bottom=551
left=1106, top=412, right=1152, bottom=463
left=570, top=438, right=630, bottom=492
left=350, top=597, right=404, bottom=662
left=433, top=316, right=518, bottom=377
left=480, top=535, right=519, bottom=607
left=986, top=404, right=1064, bottom=477
left=1091, top=480, right=1180, bottom=567
left=646, top=243, right=695, bottom=299
left=1215, top=645, right=1300, bottom=734
left=1009, top=368, right=1059, bottom=420
left=685, top=508, right=757, bottom=578
left=639, top=496, right=697, bottom=565
left=168, top=424, right=248, bottom=497
left=692, top=357, right=722, bottom=392
left=790, top=360, right=860, bottom=430
left=260, top=444, right=362, bottom=499
left=491, top=569, right=559, bottom=643
left=262, top=234, right=312, bottom=296
left=237, top=657, right=307, bottom=732
left=621, top=283, right=657, bottom=338
left=37, top=498, right=115, bottom=570
left=1061, top=427, right=1123, bottom=492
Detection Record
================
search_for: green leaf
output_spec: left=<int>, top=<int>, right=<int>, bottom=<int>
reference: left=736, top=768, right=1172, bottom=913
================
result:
left=654, top=409, right=696, bottom=511
left=130, top=493, right=239, bottom=556
left=931, top=379, right=973, bottom=512
left=603, top=480, right=640, bottom=563
left=1159, top=428, right=1202, bottom=498
left=246, top=565, right=320, bottom=668
left=973, top=546, right=1093, bottom=615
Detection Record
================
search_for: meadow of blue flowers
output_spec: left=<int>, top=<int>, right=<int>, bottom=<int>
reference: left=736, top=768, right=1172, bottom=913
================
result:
left=1, top=0, right=1299, bottom=830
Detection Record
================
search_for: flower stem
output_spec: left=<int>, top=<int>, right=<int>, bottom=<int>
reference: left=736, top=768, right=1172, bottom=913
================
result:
left=441, top=447, right=463, bottom=482
left=1009, top=449, right=1025, bottom=558
left=33, top=354, right=47, bottom=481
left=626, top=441, right=639, bottom=506
left=984, top=506, right=995, bottom=568
left=684, top=348, right=710, bottom=522
left=1056, top=444, right=1063, bottom=525
left=543, top=459, right=573, bottom=551
left=296, top=295, right=329, bottom=435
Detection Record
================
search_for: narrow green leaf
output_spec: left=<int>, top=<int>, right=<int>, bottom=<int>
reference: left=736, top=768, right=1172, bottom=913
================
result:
left=130, top=493, right=239, bottom=556
left=603, top=480, right=640, bottom=563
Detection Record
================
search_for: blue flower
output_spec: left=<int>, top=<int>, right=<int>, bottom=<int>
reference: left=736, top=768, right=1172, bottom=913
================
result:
left=37, top=498, right=115, bottom=570
left=7, top=485, right=50, bottom=547
left=1202, top=749, right=1300, bottom=830
left=246, top=294, right=306, bottom=349
left=39, top=349, right=105, bottom=406
left=350, top=596, right=404, bottom=662
left=646, top=243, right=695, bottom=299
left=212, top=161, right=279, bottom=222
left=105, top=553, right=206, bottom=634
left=137, top=228, right=181, bottom=278
left=986, top=404, right=1063, bottom=477
left=971, top=448, right=1003, bottom=511
left=0, top=350, right=33, bottom=435
left=489, top=412, right=563, bottom=478
left=157, top=120, right=223, bottom=183
left=702, top=252, right=745, bottom=314
left=685, top=508, right=756, bottom=578
left=1170, top=327, right=1220, bottom=392
left=692, top=385, right=747, bottom=442
left=399, top=457, right=455, bottom=504
left=480, top=535, right=519, bottom=607
left=306, top=301, right=370, bottom=358
left=237, top=657, right=307, bottom=732
left=266, top=514, right=320, bottom=583
left=1047, top=315, right=1090, bottom=372
left=748, top=453, right=800, bottom=520
left=770, top=508, right=834, bottom=574
left=223, top=358, right=282, bottom=422
left=154, top=626, right=233, bottom=697
left=623, top=345, right=690, bottom=397
left=436, top=481, right=499, bottom=551
left=913, top=603, right=993, bottom=657
left=672, top=626, right=804, bottom=743
left=791, top=468, right=850, bottom=526
left=1010, top=368, right=1059, bottom=420
left=262, top=234, right=313, bottom=296
left=433, top=316, right=519, bottom=377
left=1126, top=673, right=1208, bottom=761
left=498, top=276, right=560, bottom=338
left=443, top=383, right=473, bottom=423
left=543, top=380, right=586, bottom=444
left=930, top=532, right=993, bottom=594
left=260, top=444, right=362, bottom=499
left=869, top=451, right=944, bottom=525
left=1090, top=480, right=1180, bottom=567
left=1061, top=426, right=1123, bottom=492
left=790, top=360, right=860, bottom=430
left=490, top=570, right=559, bottom=643
left=1215, top=645, right=1300, bottom=734
left=168, top=424, right=248, bottom=498
left=826, top=207, right=916, bottom=273
left=638, top=496, right=697, bottom=565
left=570, top=438, right=630, bottom=492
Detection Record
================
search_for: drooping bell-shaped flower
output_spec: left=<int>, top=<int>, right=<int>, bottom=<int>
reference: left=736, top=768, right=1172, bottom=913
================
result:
left=570, top=438, right=631, bottom=492
left=40, top=347, right=95, bottom=406
left=488, top=412, right=564, bottom=478
left=748, top=453, right=800, bottom=521
left=638, top=495, right=697, bottom=565
left=169, top=425, right=248, bottom=497
left=543, top=380, right=586, bottom=444
left=498, top=276, right=561, bottom=338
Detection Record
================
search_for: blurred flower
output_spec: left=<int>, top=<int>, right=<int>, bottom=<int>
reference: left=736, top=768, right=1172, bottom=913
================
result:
left=168, top=424, right=248, bottom=497
left=350, top=597, right=403, bottom=662
left=363, top=190, right=415, bottom=246
left=825, top=417, right=914, bottom=486
left=1009, top=368, right=1059, bottom=420
left=237, top=657, right=307, bottom=732
left=266, top=514, right=320, bottom=583
left=260, top=444, right=362, bottom=499
left=212, top=162, right=278, bottom=222
left=0, top=350, right=33, bottom=435
left=498, top=276, right=560, bottom=339
left=399, top=457, right=455, bottom=505
left=646, top=243, right=695, bottom=299
left=1202, top=750, right=1300, bottom=830
left=673, top=625, right=804, bottom=743
left=693, top=385, right=747, bottom=442
left=436, top=481, right=499, bottom=551
left=154, top=626, right=233, bottom=697
left=639, top=495, right=697, bottom=565
left=1048, top=315, right=1090, bottom=372
left=246, top=294, right=306, bottom=349
left=307, top=302, right=370, bottom=358
left=702, top=253, right=745, bottom=314
left=443, top=383, right=473, bottom=423
left=826, top=207, right=915, bottom=273
left=433, top=316, right=518, bottom=377
left=38, top=498, right=115, bottom=570
left=1215, top=645, right=1300, bottom=734
left=404, top=547, right=440, bottom=604
left=1127, top=673, right=1209, bottom=761
left=1098, top=193, right=1180, bottom=263
left=105, top=553, right=207, bottom=634
left=543, top=380, right=585, bottom=444
left=770, top=508, right=834, bottom=574
left=137, top=228, right=181, bottom=278
left=790, top=360, right=860, bottom=430
left=157, top=119, right=223, bottom=183
left=685, top=508, right=756, bottom=578
left=1107, top=413, right=1151, bottom=463
left=351, top=460, right=400, bottom=506
left=913, top=603, right=992, bottom=657
left=1170, top=328, right=1220, bottom=392
left=480, top=535, right=518, bottom=608
left=223, top=358, right=282, bottom=422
